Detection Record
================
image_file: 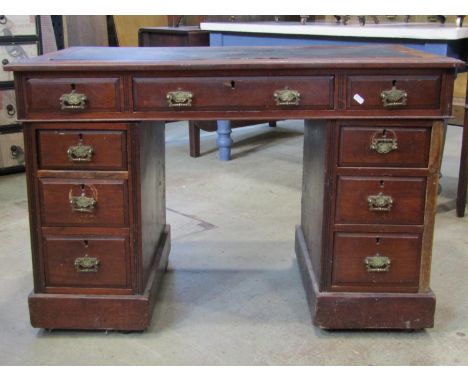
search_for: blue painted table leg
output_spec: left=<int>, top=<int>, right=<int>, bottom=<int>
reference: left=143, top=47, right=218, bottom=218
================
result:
left=216, top=120, right=233, bottom=161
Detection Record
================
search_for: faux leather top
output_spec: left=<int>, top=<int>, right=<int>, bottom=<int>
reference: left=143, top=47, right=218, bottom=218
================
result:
left=5, top=45, right=464, bottom=71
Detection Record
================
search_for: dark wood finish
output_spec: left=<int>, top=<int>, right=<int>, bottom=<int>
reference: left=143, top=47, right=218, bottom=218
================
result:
left=37, top=127, right=127, bottom=170
left=5, top=45, right=463, bottom=331
left=138, top=27, right=209, bottom=48
left=24, top=76, right=123, bottom=115
left=331, top=232, right=422, bottom=292
left=42, top=234, right=130, bottom=291
left=457, top=80, right=468, bottom=217
left=132, top=121, right=166, bottom=290
left=335, top=176, right=427, bottom=225
left=38, top=178, right=129, bottom=227
left=133, top=76, right=334, bottom=111
left=419, top=121, right=446, bottom=291
left=296, top=225, right=435, bottom=329
left=29, top=225, right=170, bottom=331
left=346, top=74, right=442, bottom=110
left=300, top=120, right=331, bottom=287
left=338, top=123, right=431, bottom=168
left=188, top=120, right=200, bottom=157
left=7, top=46, right=462, bottom=71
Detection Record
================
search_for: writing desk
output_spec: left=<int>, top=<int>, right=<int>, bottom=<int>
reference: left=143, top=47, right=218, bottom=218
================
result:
left=6, top=45, right=463, bottom=331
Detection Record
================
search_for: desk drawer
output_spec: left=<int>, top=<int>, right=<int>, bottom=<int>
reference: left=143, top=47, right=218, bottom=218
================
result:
left=338, top=125, right=431, bottom=168
left=346, top=75, right=441, bottom=111
left=43, top=234, right=130, bottom=290
left=331, top=232, right=421, bottom=292
left=37, top=129, right=127, bottom=170
left=133, top=76, right=334, bottom=111
left=24, top=76, right=122, bottom=115
left=39, top=178, right=128, bottom=227
left=335, top=176, right=426, bottom=225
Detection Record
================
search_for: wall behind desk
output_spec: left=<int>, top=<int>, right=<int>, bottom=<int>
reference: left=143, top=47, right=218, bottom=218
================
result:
left=113, top=16, right=169, bottom=46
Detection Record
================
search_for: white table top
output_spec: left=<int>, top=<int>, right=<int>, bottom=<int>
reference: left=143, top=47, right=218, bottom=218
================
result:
left=200, top=22, right=468, bottom=41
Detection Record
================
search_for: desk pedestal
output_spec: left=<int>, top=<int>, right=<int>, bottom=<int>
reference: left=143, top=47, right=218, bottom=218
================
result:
left=295, top=225, right=436, bottom=329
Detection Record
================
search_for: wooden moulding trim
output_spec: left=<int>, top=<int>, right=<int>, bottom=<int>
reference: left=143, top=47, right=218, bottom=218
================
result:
left=419, top=121, right=445, bottom=292
left=28, top=225, right=170, bottom=331
left=295, top=225, right=436, bottom=330
left=15, top=114, right=456, bottom=124
left=36, top=170, right=129, bottom=179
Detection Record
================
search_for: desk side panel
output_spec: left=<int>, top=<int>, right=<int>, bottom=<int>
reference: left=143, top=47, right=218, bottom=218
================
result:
left=132, top=122, right=166, bottom=292
left=301, top=120, right=332, bottom=289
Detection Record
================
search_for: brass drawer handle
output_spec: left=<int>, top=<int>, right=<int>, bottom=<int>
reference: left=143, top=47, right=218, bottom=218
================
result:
left=67, top=140, right=94, bottom=162
left=74, top=255, right=100, bottom=273
left=380, top=85, right=407, bottom=107
left=166, top=90, right=193, bottom=107
left=69, top=186, right=97, bottom=213
left=370, top=130, right=398, bottom=154
left=60, top=89, right=88, bottom=110
left=274, top=88, right=301, bottom=106
left=368, top=192, right=393, bottom=212
left=2, top=58, right=9, bottom=66
left=364, top=254, right=391, bottom=272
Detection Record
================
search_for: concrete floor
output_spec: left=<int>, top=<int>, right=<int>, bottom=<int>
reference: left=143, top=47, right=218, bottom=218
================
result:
left=0, top=120, right=467, bottom=365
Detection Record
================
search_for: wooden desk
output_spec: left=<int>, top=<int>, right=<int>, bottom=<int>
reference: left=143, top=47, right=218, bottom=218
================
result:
left=6, top=45, right=463, bottom=331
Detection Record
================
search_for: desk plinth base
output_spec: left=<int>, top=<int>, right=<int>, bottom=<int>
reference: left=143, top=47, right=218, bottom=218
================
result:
left=28, top=225, right=171, bottom=332
left=295, top=225, right=436, bottom=330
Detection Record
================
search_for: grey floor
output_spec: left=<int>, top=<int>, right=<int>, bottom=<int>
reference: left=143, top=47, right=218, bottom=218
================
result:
left=0, top=120, right=467, bottom=365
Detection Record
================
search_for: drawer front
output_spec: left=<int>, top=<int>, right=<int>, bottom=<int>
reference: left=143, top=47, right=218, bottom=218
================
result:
left=38, top=129, right=127, bottom=170
left=0, top=15, right=37, bottom=36
left=1, top=43, right=39, bottom=82
left=0, top=130, right=24, bottom=168
left=335, top=176, right=426, bottom=225
left=133, top=76, right=334, bottom=111
left=338, top=125, right=431, bottom=168
left=346, top=75, right=441, bottom=111
left=24, top=77, right=122, bottom=115
left=332, top=232, right=421, bottom=291
left=39, top=179, right=128, bottom=227
left=0, top=89, right=17, bottom=125
left=43, top=234, right=130, bottom=289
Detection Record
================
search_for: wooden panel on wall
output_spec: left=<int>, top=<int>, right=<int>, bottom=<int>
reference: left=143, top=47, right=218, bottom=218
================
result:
left=113, top=16, right=168, bottom=47
left=63, top=16, right=108, bottom=47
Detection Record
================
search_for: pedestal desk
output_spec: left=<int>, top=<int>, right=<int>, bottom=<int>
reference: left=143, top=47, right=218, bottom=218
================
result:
left=5, top=45, right=464, bottom=331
